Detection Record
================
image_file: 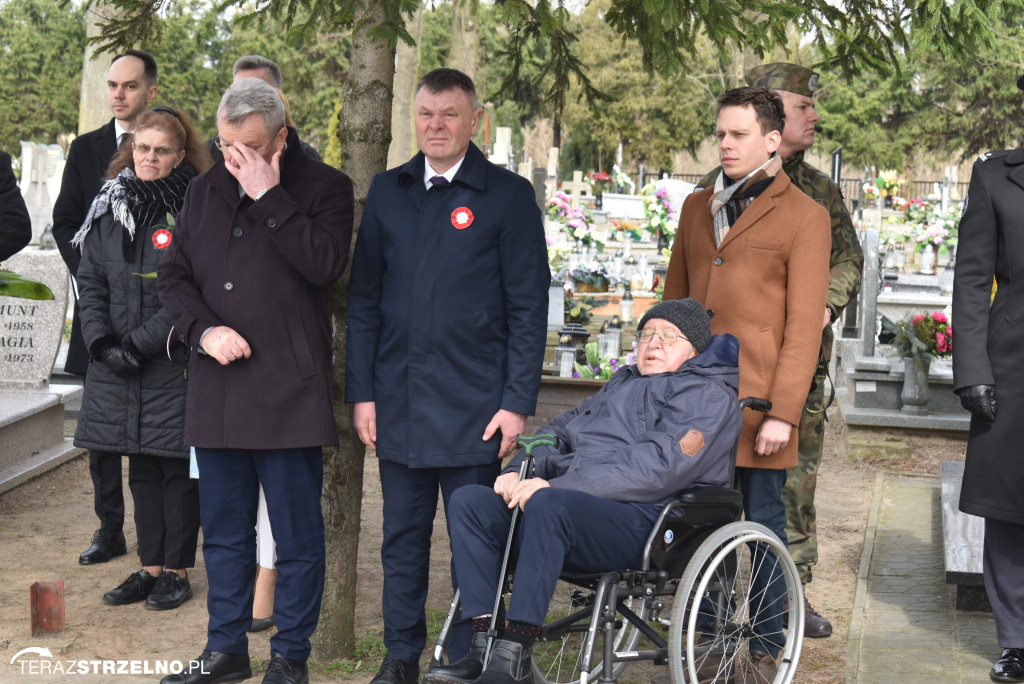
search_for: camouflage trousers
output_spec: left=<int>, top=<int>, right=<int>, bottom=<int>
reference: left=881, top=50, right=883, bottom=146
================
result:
left=783, top=365, right=827, bottom=585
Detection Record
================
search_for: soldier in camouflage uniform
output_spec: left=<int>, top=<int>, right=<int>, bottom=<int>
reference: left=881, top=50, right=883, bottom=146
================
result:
left=695, top=63, right=863, bottom=638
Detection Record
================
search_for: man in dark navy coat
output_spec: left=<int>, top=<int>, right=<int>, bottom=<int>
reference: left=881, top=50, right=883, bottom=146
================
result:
left=951, top=73, right=1024, bottom=684
left=158, top=78, right=353, bottom=684
left=346, top=68, right=550, bottom=684
left=50, top=49, right=158, bottom=565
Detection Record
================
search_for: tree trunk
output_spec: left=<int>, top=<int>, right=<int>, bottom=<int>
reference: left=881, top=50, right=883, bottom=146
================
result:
left=79, top=1, right=118, bottom=133
left=387, top=3, right=423, bottom=169
left=312, top=3, right=396, bottom=660
left=553, top=115, right=561, bottom=149
left=449, top=0, right=479, bottom=80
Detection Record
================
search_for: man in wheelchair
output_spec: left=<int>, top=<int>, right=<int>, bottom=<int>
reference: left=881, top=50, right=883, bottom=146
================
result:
left=426, top=299, right=744, bottom=684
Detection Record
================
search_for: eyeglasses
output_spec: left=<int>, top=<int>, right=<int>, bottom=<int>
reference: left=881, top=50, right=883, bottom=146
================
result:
left=635, top=329, right=689, bottom=345
left=132, top=143, right=182, bottom=157
left=214, top=137, right=271, bottom=155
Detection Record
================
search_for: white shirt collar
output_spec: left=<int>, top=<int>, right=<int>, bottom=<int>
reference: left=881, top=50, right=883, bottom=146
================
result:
left=423, top=156, right=465, bottom=190
left=114, top=120, right=132, bottom=146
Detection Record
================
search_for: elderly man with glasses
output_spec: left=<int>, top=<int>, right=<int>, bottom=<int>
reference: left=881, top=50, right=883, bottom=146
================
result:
left=424, top=299, right=742, bottom=684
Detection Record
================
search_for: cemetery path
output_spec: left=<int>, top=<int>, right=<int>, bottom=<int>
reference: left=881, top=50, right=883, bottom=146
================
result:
left=0, top=410, right=966, bottom=683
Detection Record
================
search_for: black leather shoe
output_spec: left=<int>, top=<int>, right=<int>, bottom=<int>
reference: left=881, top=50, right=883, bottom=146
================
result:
left=424, top=632, right=487, bottom=684
left=102, top=569, right=158, bottom=605
left=160, top=650, right=251, bottom=684
left=992, top=648, right=1024, bottom=682
left=473, top=639, right=532, bottom=684
left=248, top=616, right=276, bottom=633
left=79, top=528, right=127, bottom=565
left=371, top=658, right=419, bottom=684
left=145, top=571, right=194, bottom=610
left=262, top=653, right=309, bottom=684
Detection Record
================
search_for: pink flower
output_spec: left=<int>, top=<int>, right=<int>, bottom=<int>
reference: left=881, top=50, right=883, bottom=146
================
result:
left=932, top=312, right=948, bottom=324
left=945, top=325, right=952, bottom=336
left=936, top=333, right=948, bottom=353
left=912, top=314, right=926, bottom=325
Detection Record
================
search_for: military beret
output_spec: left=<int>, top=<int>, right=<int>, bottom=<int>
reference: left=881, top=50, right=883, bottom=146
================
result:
left=1018, top=73, right=1024, bottom=91
left=746, top=62, right=819, bottom=97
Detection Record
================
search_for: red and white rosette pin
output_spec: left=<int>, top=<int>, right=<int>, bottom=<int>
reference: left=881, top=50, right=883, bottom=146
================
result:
left=451, top=207, right=474, bottom=230
left=152, top=229, right=172, bottom=249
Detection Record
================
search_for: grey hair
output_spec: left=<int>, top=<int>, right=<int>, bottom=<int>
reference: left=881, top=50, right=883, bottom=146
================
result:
left=218, top=78, right=286, bottom=134
left=232, top=55, right=283, bottom=89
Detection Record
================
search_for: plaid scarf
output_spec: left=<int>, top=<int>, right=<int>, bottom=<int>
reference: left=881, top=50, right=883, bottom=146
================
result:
left=72, top=165, right=194, bottom=249
left=709, top=155, right=783, bottom=246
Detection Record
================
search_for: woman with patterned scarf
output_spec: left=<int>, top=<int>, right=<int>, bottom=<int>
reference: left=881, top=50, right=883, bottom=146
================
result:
left=72, top=106, right=211, bottom=611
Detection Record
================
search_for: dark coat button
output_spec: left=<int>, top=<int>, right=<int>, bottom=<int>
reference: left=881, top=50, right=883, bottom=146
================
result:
left=224, top=281, right=233, bottom=291
left=266, top=217, right=277, bottom=228
left=714, top=257, right=724, bottom=266
left=232, top=227, right=243, bottom=238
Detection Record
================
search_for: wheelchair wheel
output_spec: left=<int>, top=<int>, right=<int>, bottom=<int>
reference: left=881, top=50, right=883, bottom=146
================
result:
left=667, top=521, right=804, bottom=684
left=531, top=579, right=647, bottom=684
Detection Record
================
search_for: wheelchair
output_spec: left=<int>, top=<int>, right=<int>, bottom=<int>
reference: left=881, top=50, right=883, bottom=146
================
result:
left=429, top=398, right=805, bottom=684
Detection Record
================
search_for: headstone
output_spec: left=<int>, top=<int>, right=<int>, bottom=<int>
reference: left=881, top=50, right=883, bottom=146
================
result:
left=859, top=229, right=880, bottom=358
left=517, top=161, right=532, bottom=179
left=0, top=249, right=70, bottom=390
left=563, top=170, right=591, bottom=209
left=532, top=168, right=547, bottom=213
left=491, top=127, right=513, bottom=167
left=19, top=142, right=66, bottom=245
left=547, top=147, right=559, bottom=180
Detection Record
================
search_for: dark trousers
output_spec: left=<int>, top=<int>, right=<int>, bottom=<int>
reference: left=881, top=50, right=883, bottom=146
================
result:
left=984, top=517, right=1024, bottom=647
left=89, top=449, right=124, bottom=532
left=378, top=459, right=501, bottom=664
left=128, top=454, right=200, bottom=569
left=449, top=485, right=659, bottom=626
left=196, top=446, right=325, bottom=661
left=735, top=466, right=788, bottom=658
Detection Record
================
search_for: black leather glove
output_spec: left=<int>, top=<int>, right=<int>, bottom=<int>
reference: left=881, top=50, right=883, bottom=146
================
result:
left=957, top=384, right=997, bottom=422
left=90, top=334, right=141, bottom=379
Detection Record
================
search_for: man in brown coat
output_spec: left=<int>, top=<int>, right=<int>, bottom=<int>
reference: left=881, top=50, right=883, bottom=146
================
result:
left=664, top=86, right=830, bottom=682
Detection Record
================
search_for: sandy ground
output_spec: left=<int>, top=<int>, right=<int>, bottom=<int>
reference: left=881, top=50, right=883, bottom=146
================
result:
left=0, top=409, right=968, bottom=683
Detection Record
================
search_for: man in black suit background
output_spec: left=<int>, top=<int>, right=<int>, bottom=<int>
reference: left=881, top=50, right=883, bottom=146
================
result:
left=51, top=49, right=158, bottom=565
left=0, top=150, right=32, bottom=262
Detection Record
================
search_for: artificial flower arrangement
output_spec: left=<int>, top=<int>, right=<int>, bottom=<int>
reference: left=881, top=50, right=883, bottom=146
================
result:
left=863, top=182, right=880, bottom=201
left=564, top=292, right=596, bottom=324
left=569, top=261, right=611, bottom=291
left=640, top=183, right=678, bottom=242
left=882, top=311, right=952, bottom=360
left=586, top=171, right=612, bottom=194
left=547, top=190, right=603, bottom=250
left=545, top=235, right=570, bottom=279
left=611, top=218, right=644, bottom=242
left=573, top=341, right=626, bottom=380
left=875, top=169, right=903, bottom=197
left=611, top=164, right=636, bottom=194
left=880, top=219, right=914, bottom=249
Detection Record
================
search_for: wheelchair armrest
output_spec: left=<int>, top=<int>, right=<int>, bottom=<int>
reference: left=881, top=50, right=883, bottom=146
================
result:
left=677, top=486, right=744, bottom=506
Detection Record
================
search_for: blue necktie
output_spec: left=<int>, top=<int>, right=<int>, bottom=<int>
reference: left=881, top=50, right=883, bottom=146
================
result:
left=429, top=175, right=449, bottom=190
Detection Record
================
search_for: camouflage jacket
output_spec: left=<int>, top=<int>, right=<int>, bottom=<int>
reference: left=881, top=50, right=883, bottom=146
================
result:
left=695, top=152, right=863, bottom=366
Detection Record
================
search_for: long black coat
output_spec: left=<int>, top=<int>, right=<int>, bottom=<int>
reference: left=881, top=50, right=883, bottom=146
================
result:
left=52, top=119, right=118, bottom=375
left=345, top=143, right=550, bottom=468
left=0, top=150, right=31, bottom=262
left=74, top=202, right=188, bottom=458
left=158, top=128, right=353, bottom=449
left=952, top=148, right=1024, bottom=522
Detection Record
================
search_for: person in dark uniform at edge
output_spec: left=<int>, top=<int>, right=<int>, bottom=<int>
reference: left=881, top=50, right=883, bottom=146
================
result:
left=51, top=49, right=158, bottom=565
left=950, top=72, right=1024, bottom=684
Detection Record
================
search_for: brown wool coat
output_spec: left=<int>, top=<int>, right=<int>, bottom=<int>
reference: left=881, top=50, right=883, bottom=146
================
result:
left=663, top=170, right=831, bottom=469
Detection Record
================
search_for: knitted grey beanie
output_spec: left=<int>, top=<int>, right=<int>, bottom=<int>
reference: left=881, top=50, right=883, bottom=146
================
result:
left=637, top=298, right=713, bottom=352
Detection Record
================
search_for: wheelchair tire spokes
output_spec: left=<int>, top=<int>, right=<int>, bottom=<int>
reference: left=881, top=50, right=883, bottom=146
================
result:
left=669, top=521, right=804, bottom=684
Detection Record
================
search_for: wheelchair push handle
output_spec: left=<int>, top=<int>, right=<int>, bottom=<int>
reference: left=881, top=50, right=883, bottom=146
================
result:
left=740, top=397, right=772, bottom=413
left=517, top=433, right=559, bottom=455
